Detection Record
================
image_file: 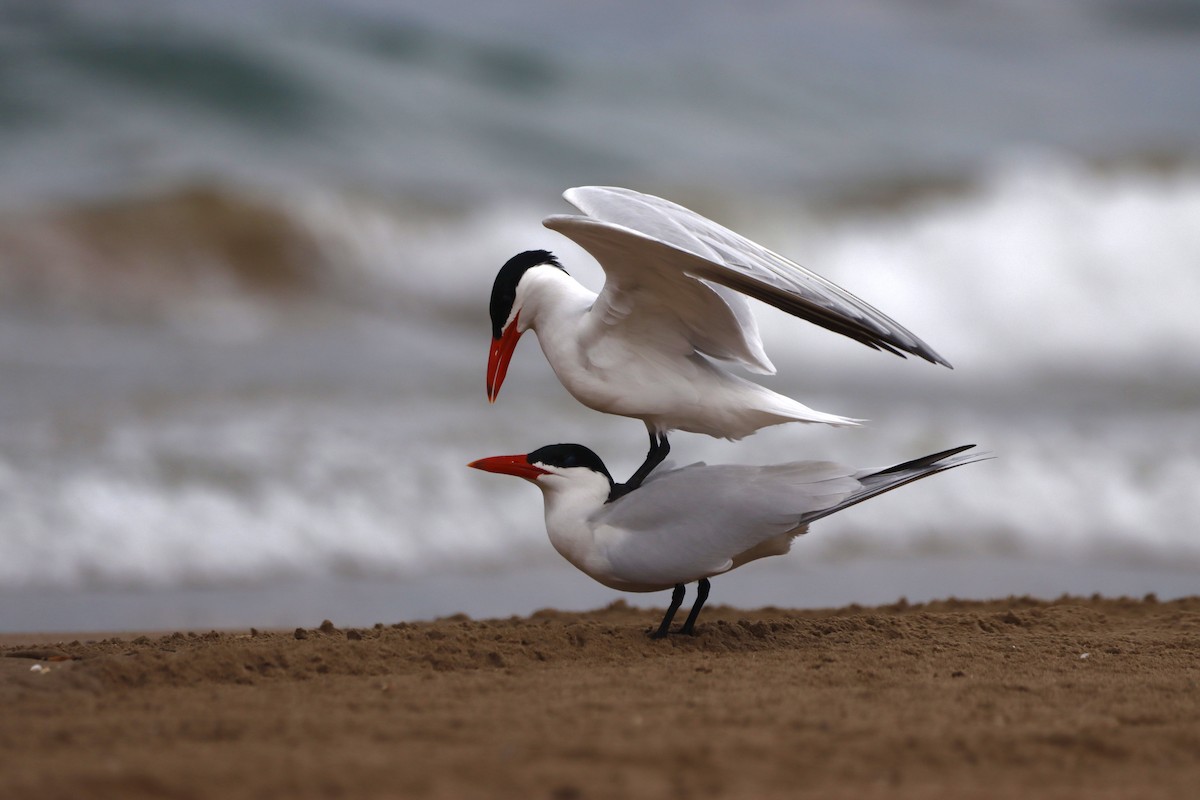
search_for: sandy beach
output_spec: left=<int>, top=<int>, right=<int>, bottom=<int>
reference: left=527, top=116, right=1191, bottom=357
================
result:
left=3, top=595, right=1198, bottom=799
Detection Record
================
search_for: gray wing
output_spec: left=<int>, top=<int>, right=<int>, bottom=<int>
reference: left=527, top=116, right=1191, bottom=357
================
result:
left=590, top=461, right=860, bottom=585
left=545, top=185, right=951, bottom=368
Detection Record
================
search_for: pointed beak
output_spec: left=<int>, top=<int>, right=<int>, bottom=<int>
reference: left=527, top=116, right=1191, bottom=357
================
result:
left=468, top=454, right=549, bottom=482
left=486, top=313, right=522, bottom=403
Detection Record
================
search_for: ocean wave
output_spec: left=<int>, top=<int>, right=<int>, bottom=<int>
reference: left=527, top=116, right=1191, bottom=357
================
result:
left=4, top=154, right=1199, bottom=358
left=2, top=389, right=1198, bottom=592
left=2, top=158, right=1198, bottom=592
left=290, top=156, right=1200, bottom=378
left=0, top=185, right=360, bottom=344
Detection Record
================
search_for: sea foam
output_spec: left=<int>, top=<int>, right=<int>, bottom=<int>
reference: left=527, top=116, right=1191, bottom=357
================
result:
left=1, top=158, right=1198, bottom=593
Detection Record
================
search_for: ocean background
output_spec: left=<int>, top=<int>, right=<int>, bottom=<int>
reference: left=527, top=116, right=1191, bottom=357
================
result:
left=2, top=0, right=1199, bottom=631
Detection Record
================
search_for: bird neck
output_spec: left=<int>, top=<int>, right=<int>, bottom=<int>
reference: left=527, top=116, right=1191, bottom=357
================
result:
left=517, top=266, right=594, bottom=335
left=537, top=472, right=612, bottom=572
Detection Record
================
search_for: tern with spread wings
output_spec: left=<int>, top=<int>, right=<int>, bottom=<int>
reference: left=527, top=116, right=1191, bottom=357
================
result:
left=470, top=443, right=987, bottom=638
left=487, top=187, right=951, bottom=495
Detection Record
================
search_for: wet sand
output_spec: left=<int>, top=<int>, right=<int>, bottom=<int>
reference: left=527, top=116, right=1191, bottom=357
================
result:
left=3, top=596, right=1199, bottom=799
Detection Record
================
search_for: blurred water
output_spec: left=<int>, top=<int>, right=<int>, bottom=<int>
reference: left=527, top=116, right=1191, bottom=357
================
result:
left=1, top=1, right=1198, bottom=630
left=3, top=0, right=1200, bottom=204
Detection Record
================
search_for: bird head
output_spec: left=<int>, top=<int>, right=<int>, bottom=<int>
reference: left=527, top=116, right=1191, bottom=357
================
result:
left=469, top=443, right=614, bottom=494
left=487, top=250, right=564, bottom=402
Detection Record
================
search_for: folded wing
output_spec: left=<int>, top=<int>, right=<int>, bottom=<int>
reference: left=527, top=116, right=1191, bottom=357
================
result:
left=591, top=461, right=859, bottom=585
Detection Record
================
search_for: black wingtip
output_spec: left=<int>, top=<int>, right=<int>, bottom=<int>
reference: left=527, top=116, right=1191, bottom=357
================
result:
left=711, top=271, right=953, bottom=368
left=869, top=444, right=977, bottom=478
left=925, top=350, right=954, bottom=369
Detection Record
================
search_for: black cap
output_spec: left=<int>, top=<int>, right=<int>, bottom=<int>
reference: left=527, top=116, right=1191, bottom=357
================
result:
left=489, top=250, right=563, bottom=339
left=526, top=443, right=613, bottom=484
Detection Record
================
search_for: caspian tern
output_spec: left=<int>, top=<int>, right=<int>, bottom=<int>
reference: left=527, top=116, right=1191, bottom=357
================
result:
left=469, top=443, right=987, bottom=638
left=487, top=186, right=951, bottom=495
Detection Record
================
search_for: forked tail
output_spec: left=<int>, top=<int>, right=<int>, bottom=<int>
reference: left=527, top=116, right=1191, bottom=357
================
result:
left=798, top=444, right=991, bottom=525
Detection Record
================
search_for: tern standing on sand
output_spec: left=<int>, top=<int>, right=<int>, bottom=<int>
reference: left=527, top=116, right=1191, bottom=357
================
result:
left=470, top=443, right=988, bottom=638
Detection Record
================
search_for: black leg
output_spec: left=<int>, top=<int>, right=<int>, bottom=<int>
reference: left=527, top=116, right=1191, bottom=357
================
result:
left=610, top=430, right=670, bottom=500
left=678, top=578, right=710, bottom=636
left=650, top=583, right=686, bottom=639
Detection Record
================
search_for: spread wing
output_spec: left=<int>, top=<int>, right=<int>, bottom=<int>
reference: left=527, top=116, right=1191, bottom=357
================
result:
left=545, top=185, right=951, bottom=369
